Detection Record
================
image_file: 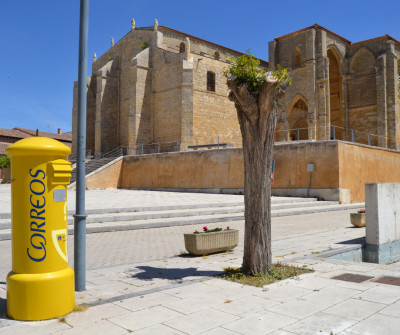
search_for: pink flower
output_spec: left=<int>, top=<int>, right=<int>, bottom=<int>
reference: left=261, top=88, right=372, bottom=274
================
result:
left=226, top=226, right=230, bottom=230
left=203, top=226, right=208, bottom=231
left=195, top=230, right=198, bottom=232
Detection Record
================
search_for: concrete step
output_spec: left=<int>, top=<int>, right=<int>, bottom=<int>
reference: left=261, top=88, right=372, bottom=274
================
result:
left=0, top=202, right=364, bottom=240
left=67, top=200, right=340, bottom=224
left=0, top=196, right=320, bottom=220
left=0, top=200, right=342, bottom=228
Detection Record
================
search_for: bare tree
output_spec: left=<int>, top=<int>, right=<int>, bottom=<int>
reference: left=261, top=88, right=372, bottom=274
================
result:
left=227, top=56, right=289, bottom=275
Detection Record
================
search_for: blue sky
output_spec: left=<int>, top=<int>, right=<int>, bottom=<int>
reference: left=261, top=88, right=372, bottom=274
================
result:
left=1, top=0, right=399, bottom=133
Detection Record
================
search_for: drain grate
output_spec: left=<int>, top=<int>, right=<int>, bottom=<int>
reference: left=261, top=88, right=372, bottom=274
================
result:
left=372, top=276, right=400, bottom=286
left=331, top=273, right=374, bottom=283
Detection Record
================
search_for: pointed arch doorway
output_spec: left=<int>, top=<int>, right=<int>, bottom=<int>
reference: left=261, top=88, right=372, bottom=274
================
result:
left=288, top=98, right=309, bottom=141
left=328, top=48, right=343, bottom=140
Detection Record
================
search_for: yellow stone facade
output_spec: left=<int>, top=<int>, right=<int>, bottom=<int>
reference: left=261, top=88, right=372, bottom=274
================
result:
left=72, top=24, right=259, bottom=157
left=72, top=23, right=400, bottom=156
left=271, top=25, right=400, bottom=149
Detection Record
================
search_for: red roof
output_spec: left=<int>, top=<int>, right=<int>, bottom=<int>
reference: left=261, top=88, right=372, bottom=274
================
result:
left=0, top=128, right=31, bottom=140
left=0, top=127, right=72, bottom=152
left=12, top=127, right=72, bottom=142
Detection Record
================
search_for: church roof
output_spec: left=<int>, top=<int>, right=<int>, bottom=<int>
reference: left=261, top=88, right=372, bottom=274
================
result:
left=150, top=26, right=269, bottom=66
left=275, top=24, right=400, bottom=49
left=274, top=24, right=351, bottom=44
left=351, top=34, right=400, bottom=47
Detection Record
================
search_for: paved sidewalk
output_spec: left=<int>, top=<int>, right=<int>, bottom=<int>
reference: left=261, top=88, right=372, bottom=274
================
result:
left=0, top=187, right=399, bottom=334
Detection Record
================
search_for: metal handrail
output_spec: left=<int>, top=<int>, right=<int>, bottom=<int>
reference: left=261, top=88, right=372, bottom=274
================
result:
left=101, top=146, right=128, bottom=158
left=275, top=125, right=400, bottom=150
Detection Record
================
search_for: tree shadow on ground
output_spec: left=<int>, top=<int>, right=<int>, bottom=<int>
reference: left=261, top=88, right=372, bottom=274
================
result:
left=130, top=266, right=222, bottom=281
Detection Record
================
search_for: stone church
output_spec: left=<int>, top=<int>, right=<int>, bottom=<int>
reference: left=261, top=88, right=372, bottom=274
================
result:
left=72, top=22, right=400, bottom=156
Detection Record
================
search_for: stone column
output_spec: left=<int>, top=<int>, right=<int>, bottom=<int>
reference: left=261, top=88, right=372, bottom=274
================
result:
left=128, top=48, right=150, bottom=152
left=308, top=117, right=317, bottom=140
left=95, top=74, right=104, bottom=158
left=385, top=43, right=398, bottom=149
left=315, top=30, right=330, bottom=141
left=180, top=58, right=194, bottom=150
left=376, top=53, right=388, bottom=148
left=341, top=74, right=350, bottom=140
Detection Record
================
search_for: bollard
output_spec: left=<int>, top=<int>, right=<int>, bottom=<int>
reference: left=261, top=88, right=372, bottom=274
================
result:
left=6, top=137, right=75, bottom=320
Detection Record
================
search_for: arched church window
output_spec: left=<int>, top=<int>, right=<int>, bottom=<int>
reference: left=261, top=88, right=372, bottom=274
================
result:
left=207, top=71, right=215, bottom=92
left=180, top=42, right=185, bottom=53
left=214, top=52, right=220, bottom=60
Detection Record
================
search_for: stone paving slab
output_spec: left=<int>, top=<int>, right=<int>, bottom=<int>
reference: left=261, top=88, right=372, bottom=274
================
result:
left=0, top=187, right=398, bottom=334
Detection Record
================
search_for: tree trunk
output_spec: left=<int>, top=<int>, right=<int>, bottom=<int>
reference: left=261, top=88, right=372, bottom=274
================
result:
left=227, top=76, right=284, bottom=275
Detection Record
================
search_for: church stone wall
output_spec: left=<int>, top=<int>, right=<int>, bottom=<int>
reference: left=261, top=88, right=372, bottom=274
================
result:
left=192, top=54, right=241, bottom=147
left=72, top=23, right=400, bottom=157
left=153, top=51, right=184, bottom=145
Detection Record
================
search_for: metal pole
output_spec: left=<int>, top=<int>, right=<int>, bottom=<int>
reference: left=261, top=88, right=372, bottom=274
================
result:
left=74, top=0, right=89, bottom=292
left=368, top=134, right=370, bottom=146
left=333, top=126, right=336, bottom=140
left=352, top=130, right=354, bottom=143
left=297, top=128, right=299, bottom=141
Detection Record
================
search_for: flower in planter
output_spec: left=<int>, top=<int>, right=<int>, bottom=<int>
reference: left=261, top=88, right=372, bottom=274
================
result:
left=226, top=226, right=230, bottom=230
left=357, top=208, right=365, bottom=214
left=194, top=227, right=225, bottom=234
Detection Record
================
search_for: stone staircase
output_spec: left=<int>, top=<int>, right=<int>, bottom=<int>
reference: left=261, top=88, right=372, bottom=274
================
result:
left=69, top=157, right=117, bottom=184
left=0, top=197, right=364, bottom=240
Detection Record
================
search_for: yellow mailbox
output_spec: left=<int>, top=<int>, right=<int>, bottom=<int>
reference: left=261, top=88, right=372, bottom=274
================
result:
left=6, top=137, right=75, bottom=320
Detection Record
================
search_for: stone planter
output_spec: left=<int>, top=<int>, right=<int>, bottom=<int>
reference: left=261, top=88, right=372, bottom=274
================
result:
left=184, top=229, right=239, bottom=256
left=350, top=213, right=366, bottom=227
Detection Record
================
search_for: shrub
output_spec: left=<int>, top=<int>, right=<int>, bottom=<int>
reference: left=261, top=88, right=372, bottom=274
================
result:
left=0, top=156, right=10, bottom=169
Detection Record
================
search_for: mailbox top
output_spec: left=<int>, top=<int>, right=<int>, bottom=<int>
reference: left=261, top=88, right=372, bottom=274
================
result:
left=6, top=137, right=71, bottom=157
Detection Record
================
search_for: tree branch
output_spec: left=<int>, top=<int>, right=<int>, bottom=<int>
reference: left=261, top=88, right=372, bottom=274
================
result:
left=227, top=76, right=259, bottom=123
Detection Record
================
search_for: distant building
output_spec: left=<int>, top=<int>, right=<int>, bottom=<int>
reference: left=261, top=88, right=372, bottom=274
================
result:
left=0, top=127, right=72, bottom=156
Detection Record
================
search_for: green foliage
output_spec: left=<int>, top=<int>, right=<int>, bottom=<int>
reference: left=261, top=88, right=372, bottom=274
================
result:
left=271, top=64, right=292, bottom=87
left=226, top=51, right=292, bottom=93
left=218, top=264, right=314, bottom=287
left=140, top=42, right=148, bottom=50
left=227, top=51, right=267, bottom=93
left=0, top=156, right=10, bottom=169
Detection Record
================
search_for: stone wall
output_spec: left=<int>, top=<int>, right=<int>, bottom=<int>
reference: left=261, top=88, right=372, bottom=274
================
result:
left=270, top=25, right=400, bottom=150
left=81, top=140, right=400, bottom=204
left=192, top=54, right=241, bottom=147
left=121, top=148, right=244, bottom=189
left=72, top=25, right=246, bottom=156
